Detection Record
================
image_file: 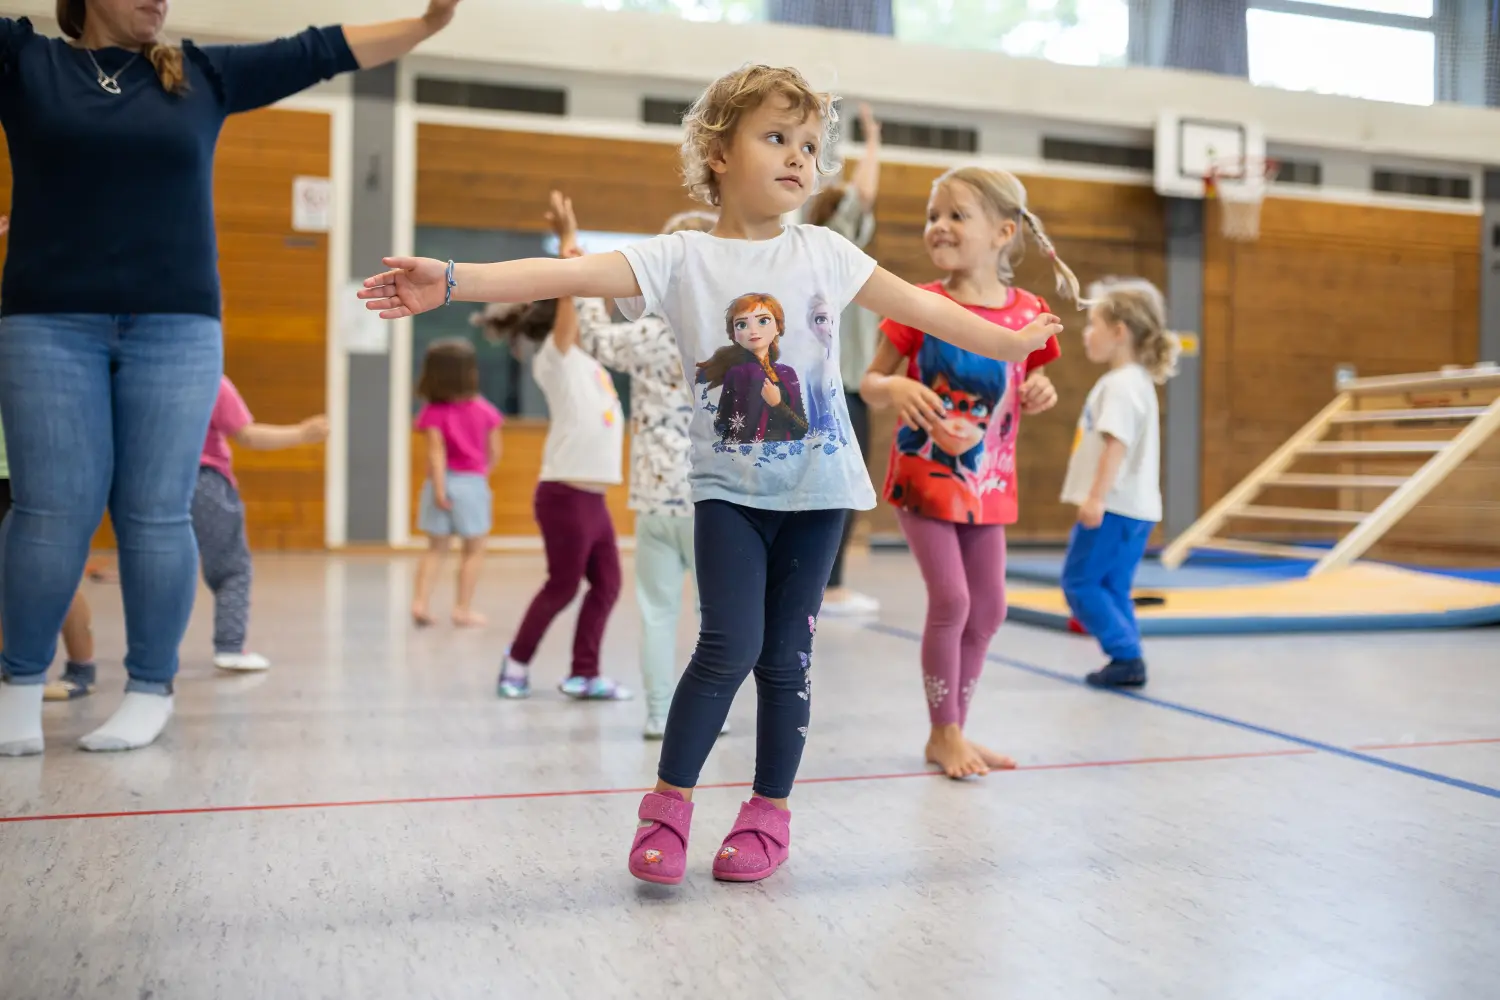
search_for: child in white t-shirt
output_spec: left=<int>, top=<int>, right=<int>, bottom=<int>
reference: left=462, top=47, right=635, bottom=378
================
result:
left=360, top=64, right=1061, bottom=887
left=1060, top=278, right=1181, bottom=689
left=475, top=239, right=629, bottom=702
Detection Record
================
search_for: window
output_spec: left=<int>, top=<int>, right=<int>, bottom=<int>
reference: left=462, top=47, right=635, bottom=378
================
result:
left=554, top=0, right=1130, bottom=68
left=1282, top=0, right=1432, bottom=15
left=894, top=0, right=1129, bottom=66
left=556, top=0, right=764, bottom=22
left=1246, top=8, right=1436, bottom=105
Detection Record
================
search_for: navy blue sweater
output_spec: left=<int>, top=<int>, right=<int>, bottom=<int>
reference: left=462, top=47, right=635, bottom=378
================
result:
left=0, top=18, right=359, bottom=318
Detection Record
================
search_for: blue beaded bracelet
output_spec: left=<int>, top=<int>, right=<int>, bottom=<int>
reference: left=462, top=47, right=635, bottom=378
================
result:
left=444, top=259, right=457, bottom=306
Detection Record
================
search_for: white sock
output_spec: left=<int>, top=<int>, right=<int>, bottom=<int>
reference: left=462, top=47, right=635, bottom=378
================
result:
left=78, top=692, right=174, bottom=752
left=0, top=683, right=45, bottom=756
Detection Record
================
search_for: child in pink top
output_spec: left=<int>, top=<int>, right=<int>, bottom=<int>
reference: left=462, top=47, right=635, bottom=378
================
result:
left=195, top=377, right=329, bottom=671
left=412, top=338, right=504, bottom=628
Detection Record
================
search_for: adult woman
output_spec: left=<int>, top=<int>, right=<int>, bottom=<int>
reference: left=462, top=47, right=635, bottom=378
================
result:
left=0, top=0, right=464, bottom=755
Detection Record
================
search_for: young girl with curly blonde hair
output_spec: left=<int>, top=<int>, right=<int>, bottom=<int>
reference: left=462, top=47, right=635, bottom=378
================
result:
left=360, top=64, right=1062, bottom=886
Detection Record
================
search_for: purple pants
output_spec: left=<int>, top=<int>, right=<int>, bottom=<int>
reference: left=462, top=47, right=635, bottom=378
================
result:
left=898, top=509, right=1008, bottom=728
left=510, top=481, right=621, bottom=678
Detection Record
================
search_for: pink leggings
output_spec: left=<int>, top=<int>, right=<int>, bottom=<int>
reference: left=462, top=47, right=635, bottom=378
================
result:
left=898, top=510, right=1008, bottom=728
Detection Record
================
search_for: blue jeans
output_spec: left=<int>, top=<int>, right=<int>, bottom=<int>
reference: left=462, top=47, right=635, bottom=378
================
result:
left=0, top=314, right=222, bottom=693
left=656, top=501, right=845, bottom=800
left=1062, top=513, right=1155, bottom=662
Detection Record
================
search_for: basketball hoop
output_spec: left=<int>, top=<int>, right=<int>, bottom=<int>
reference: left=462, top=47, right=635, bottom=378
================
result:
left=1204, top=155, right=1278, bottom=242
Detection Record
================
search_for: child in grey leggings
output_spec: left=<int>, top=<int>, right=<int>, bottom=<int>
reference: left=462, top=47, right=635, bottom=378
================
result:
left=196, top=377, right=328, bottom=671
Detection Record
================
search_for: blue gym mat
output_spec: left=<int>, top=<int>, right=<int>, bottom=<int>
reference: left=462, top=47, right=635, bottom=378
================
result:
left=1006, top=548, right=1500, bottom=590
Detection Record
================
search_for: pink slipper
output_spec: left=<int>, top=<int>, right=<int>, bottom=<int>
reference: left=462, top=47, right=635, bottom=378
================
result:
left=628, top=790, right=694, bottom=885
left=712, top=797, right=791, bottom=883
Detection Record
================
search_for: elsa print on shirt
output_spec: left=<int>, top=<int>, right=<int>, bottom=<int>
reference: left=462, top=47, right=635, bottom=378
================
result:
left=803, top=295, right=842, bottom=440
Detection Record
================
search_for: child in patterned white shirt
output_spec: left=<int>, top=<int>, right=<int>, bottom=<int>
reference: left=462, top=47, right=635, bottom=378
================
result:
left=360, top=64, right=1060, bottom=887
left=556, top=201, right=731, bottom=739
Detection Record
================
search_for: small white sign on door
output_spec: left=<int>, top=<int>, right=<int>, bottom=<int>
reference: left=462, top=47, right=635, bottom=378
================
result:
left=339, top=280, right=390, bottom=355
left=292, top=176, right=333, bottom=233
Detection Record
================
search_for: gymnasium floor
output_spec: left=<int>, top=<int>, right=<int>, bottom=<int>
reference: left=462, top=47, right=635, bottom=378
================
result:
left=1, top=551, right=1496, bottom=1000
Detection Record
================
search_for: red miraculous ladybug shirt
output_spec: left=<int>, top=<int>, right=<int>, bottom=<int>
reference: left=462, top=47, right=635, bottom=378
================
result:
left=880, top=281, right=1061, bottom=525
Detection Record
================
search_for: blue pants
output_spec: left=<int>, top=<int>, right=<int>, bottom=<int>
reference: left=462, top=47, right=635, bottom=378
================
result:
left=0, top=314, right=222, bottom=692
left=656, top=500, right=845, bottom=800
left=1061, top=513, right=1154, bottom=662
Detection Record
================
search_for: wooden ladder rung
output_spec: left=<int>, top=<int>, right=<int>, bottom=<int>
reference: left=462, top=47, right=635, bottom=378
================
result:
left=1301, top=441, right=1448, bottom=456
left=1232, top=505, right=1367, bottom=525
left=1268, top=473, right=1409, bottom=489
left=1331, top=406, right=1487, bottom=425
left=1200, top=538, right=1329, bottom=560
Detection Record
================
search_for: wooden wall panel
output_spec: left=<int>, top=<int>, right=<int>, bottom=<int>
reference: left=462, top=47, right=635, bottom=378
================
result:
left=416, top=129, right=1167, bottom=542
left=861, top=163, right=1167, bottom=543
left=1201, top=196, right=1484, bottom=557
left=1, top=111, right=330, bottom=552
left=415, top=126, right=696, bottom=538
left=418, top=124, right=699, bottom=236
left=216, top=109, right=331, bottom=550
left=409, top=423, right=634, bottom=540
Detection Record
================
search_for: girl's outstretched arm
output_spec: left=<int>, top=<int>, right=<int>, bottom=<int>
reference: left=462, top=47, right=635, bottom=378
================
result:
left=854, top=268, right=1061, bottom=362
left=343, top=0, right=463, bottom=68
left=551, top=296, right=581, bottom=355
left=360, top=253, right=641, bottom=320
left=851, top=103, right=882, bottom=209
left=233, top=416, right=330, bottom=451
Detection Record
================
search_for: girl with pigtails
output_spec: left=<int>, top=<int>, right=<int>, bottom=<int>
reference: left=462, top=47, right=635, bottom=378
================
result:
left=862, top=166, right=1081, bottom=780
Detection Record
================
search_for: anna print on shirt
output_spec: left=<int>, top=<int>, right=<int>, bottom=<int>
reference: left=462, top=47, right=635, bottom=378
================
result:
left=696, top=293, right=811, bottom=448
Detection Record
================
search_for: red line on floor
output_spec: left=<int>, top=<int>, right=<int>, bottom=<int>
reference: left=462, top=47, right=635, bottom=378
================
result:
left=0, top=746, right=1329, bottom=825
left=2, top=738, right=1493, bottom=826
left=1352, top=737, right=1500, bottom=751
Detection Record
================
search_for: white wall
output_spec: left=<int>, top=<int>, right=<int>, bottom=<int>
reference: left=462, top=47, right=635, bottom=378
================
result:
left=9, top=0, right=1500, bottom=169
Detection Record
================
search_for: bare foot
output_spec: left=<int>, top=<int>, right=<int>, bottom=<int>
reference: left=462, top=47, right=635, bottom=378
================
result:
left=411, top=604, right=435, bottom=628
left=451, top=609, right=487, bottom=628
left=925, top=725, right=990, bottom=779
left=967, top=740, right=1017, bottom=771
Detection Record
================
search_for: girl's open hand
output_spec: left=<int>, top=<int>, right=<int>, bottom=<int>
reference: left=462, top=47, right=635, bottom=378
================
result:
left=1017, top=313, right=1063, bottom=354
left=1078, top=497, right=1105, bottom=529
left=422, top=0, right=463, bottom=33
left=299, top=415, right=331, bottom=444
left=888, top=376, right=945, bottom=434
left=546, top=190, right=579, bottom=253
left=360, top=257, right=448, bottom=319
left=1020, top=372, right=1058, bottom=414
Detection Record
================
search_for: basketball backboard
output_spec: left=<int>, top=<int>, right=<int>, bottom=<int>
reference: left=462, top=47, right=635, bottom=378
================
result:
left=1154, top=112, right=1267, bottom=198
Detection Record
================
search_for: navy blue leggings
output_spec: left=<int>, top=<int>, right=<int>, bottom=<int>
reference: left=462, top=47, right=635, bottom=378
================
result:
left=656, top=500, right=846, bottom=800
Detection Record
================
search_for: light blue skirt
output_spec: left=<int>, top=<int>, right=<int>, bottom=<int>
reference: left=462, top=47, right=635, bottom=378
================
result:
left=418, top=472, right=492, bottom=539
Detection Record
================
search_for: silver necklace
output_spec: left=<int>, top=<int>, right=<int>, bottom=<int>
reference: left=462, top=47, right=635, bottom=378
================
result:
left=83, top=49, right=138, bottom=95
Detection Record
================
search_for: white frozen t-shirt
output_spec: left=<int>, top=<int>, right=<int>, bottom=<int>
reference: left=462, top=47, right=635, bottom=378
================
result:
left=617, top=225, right=878, bottom=512
left=1060, top=363, right=1162, bottom=523
left=531, top=335, right=625, bottom=486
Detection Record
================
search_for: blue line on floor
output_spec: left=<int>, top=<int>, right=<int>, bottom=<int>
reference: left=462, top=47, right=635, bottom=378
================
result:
left=867, top=622, right=1500, bottom=801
